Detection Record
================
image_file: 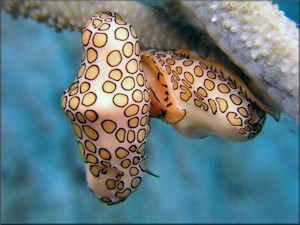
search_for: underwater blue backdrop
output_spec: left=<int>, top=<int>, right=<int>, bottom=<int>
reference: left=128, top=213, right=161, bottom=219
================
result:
left=1, top=1, right=299, bottom=223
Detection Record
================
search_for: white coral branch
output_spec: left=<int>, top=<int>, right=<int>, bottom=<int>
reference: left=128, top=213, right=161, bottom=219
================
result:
left=177, top=1, right=299, bottom=123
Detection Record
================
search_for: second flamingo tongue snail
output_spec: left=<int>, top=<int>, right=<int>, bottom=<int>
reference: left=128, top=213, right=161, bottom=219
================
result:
left=61, top=11, right=277, bottom=205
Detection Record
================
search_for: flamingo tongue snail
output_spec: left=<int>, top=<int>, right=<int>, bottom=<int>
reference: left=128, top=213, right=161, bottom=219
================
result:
left=61, top=11, right=150, bottom=205
left=61, top=11, right=274, bottom=205
left=141, top=49, right=270, bottom=141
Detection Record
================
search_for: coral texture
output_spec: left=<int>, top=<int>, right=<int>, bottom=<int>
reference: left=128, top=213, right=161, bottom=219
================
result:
left=2, top=0, right=299, bottom=123
left=2, top=0, right=202, bottom=50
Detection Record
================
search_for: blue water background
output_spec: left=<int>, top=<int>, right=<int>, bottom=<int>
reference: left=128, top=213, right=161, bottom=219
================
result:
left=1, top=1, right=299, bottom=223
